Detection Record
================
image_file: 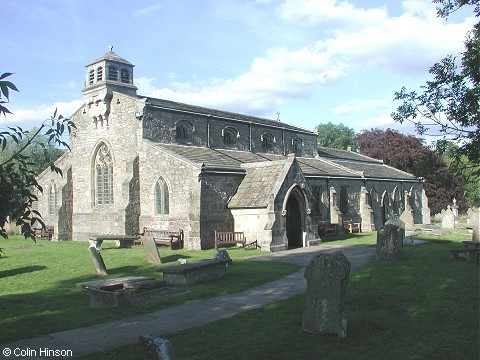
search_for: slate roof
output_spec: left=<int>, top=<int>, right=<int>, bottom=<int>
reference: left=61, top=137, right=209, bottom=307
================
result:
left=229, top=161, right=289, bottom=208
left=316, top=147, right=418, bottom=181
left=142, top=97, right=315, bottom=134
left=87, top=47, right=133, bottom=66
left=145, top=141, right=419, bottom=181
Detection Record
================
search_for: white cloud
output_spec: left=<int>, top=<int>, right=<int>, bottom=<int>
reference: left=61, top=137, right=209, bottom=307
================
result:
left=132, top=4, right=162, bottom=18
left=331, top=99, right=390, bottom=116
left=132, top=0, right=471, bottom=117
left=4, top=100, right=83, bottom=128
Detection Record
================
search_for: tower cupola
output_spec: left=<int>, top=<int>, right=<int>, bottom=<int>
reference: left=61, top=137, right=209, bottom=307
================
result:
left=82, top=45, right=137, bottom=98
left=82, top=46, right=137, bottom=127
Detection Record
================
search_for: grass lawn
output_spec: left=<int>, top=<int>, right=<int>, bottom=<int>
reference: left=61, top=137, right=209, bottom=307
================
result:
left=0, top=238, right=300, bottom=344
left=78, top=227, right=479, bottom=360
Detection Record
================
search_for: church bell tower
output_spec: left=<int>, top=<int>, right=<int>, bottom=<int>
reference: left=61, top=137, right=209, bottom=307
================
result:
left=82, top=46, right=137, bottom=126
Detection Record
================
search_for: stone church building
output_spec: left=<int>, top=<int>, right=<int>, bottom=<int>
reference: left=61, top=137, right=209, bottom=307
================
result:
left=35, top=47, right=430, bottom=251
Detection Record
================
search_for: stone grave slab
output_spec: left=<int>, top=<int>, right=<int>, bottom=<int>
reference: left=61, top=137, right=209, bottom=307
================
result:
left=77, top=276, right=183, bottom=308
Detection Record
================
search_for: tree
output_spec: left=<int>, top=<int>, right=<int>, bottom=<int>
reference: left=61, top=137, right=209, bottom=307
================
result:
left=392, top=0, right=480, bottom=172
left=436, top=139, right=480, bottom=206
left=315, top=122, right=357, bottom=150
left=0, top=72, right=75, bottom=239
left=355, top=128, right=466, bottom=214
left=0, top=128, right=65, bottom=174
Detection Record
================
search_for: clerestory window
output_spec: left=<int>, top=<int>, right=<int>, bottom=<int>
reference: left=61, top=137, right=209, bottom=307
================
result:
left=222, top=126, right=238, bottom=147
left=261, top=133, right=275, bottom=151
left=175, top=121, right=193, bottom=141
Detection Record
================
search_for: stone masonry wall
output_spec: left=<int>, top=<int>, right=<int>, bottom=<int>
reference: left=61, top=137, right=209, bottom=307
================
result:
left=199, top=172, right=244, bottom=249
left=138, top=142, right=203, bottom=249
left=143, top=109, right=317, bottom=157
left=67, top=92, right=145, bottom=239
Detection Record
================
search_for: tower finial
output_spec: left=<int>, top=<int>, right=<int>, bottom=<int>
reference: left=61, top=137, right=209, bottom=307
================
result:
left=108, top=45, right=113, bottom=52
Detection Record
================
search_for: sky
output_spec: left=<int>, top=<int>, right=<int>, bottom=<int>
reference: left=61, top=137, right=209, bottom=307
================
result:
left=1, top=0, right=476, bottom=140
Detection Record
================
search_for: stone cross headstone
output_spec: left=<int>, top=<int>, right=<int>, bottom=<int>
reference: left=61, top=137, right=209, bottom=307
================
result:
left=138, top=333, right=177, bottom=360
left=302, top=251, right=351, bottom=337
left=451, top=198, right=459, bottom=218
left=143, top=236, right=162, bottom=265
left=376, top=224, right=403, bottom=260
left=88, top=245, right=108, bottom=276
left=441, top=206, right=455, bottom=229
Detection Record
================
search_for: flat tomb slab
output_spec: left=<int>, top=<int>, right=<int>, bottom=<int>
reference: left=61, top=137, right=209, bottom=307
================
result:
left=156, top=259, right=231, bottom=286
left=76, top=276, right=184, bottom=308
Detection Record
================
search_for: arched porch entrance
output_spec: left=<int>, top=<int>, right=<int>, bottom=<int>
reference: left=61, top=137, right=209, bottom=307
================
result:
left=285, top=188, right=305, bottom=248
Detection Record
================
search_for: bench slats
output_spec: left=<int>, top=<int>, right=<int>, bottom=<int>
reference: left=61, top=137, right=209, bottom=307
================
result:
left=215, top=231, right=246, bottom=249
left=141, top=228, right=184, bottom=250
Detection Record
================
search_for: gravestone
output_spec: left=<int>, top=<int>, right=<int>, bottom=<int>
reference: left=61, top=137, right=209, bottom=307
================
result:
left=441, top=206, right=455, bottom=229
left=138, top=333, right=177, bottom=360
left=469, top=208, right=480, bottom=242
left=385, top=218, right=405, bottom=242
left=143, top=236, right=162, bottom=265
left=399, top=210, right=414, bottom=231
left=451, top=198, right=459, bottom=218
left=377, top=224, right=403, bottom=260
left=213, top=249, right=231, bottom=262
left=88, top=245, right=108, bottom=276
left=302, top=251, right=351, bottom=337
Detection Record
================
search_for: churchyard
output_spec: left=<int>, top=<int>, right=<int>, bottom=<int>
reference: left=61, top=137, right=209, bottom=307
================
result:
left=1, top=224, right=478, bottom=359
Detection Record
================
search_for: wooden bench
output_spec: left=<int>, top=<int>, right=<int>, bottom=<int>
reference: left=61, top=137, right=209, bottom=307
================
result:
left=157, top=258, right=231, bottom=285
left=318, top=221, right=337, bottom=237
left=214, top=231, right=247, bottom=249
left=34, top=225, right=54, bottom=240
left=141, top=228, right=184, bottom=250
left=343, top=219, right=361, bottom=234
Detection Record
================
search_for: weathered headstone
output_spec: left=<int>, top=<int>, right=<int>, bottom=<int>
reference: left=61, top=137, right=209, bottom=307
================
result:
left=138, top=333, right=177, bottom=360
left=302, top=251, right=351, bottom=338
left=399, top=210, right=414, bottom=231
left=213, top=249, right=231, bottom=262
left=386, top=218, right=405, bottom=242
left=441, top=206, right=455, bottom=229
left=143, top=236, right=162, bottom=265
left=88, top=245, right=108, bottom=276
left=376, top=224, right=403, bottom=260
left=469, top=208, right=480, bottom=242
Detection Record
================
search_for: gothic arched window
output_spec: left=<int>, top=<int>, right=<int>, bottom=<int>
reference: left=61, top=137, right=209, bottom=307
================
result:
left=94, top=143, right=113, bottom=205
left=155, top=177, right=169, bottom=215
left=48, top=183, right=57, bottom=215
